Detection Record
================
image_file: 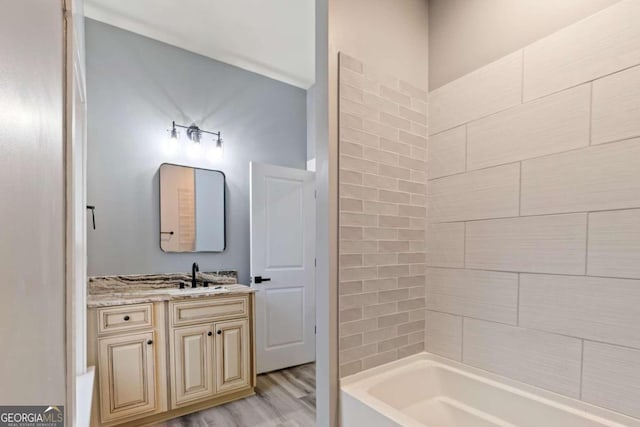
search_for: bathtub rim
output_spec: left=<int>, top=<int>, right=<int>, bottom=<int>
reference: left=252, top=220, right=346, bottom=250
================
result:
left=340, top=351, right=640, bottom=427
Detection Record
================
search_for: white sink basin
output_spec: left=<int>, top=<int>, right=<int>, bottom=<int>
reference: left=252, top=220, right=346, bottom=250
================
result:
left=166, top=286, right=230, bottom=295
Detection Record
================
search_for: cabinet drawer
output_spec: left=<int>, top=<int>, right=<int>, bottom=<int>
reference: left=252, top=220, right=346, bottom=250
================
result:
left=97, top=303, right=154, bottom=334
left=171, top=296, right=248, bottom=326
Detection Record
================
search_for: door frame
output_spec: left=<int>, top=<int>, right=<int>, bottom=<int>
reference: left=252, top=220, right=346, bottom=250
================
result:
left=315, top=0, right=338, bottom=424
left=64, top=0, right=91, bottom=425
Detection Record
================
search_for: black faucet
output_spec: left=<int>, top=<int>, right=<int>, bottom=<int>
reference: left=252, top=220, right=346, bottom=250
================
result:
left=192, top=262, right=199, bottom=288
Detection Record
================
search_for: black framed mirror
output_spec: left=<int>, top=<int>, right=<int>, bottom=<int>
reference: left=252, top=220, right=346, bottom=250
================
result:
left=159, top=163, right=226, bottom=252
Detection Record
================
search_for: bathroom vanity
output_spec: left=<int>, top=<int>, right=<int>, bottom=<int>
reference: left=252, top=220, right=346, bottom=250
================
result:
left=86, top=273, right=256, bottom=426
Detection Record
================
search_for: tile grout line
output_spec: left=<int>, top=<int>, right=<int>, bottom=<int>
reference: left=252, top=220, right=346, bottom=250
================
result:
left=579, top=340, right=585, bottom=399
left=338, top=57, right=344, bottom=332
left=463, top=222, right=467, bottom=268
left=588, top=82, right=594, bottom=146
left=430, top=60, right=640, bottom=138
left=460, top=316, right=465, bottom=362
left=521, top=49, right=525, bottom=104
left=464, top=124, right=469, bottom=172
left=516, top=273, right=521, bottom=326
left=432, top=208, right=640, bottom=225
left=584, top=213, right=590, bottom=276
left=518, top=162, right=523, bottom=216
left=427, top=135, right=640, bottom=182
left=425, top=264, right=640, bottom=283
left=427, top=306, right=640, bottom=353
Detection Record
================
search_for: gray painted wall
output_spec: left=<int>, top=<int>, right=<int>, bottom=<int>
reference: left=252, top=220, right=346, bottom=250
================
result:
left=86, top=19, right=307, bottom=284
left=0, top=0, right=65, bottom=405
left=428, top=0, right=620, bottom=89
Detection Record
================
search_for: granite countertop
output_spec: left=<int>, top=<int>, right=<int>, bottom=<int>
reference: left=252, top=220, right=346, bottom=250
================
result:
left=87, top=271, right=255, bottom=308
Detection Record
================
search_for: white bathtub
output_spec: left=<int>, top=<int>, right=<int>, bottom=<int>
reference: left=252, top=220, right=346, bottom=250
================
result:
left=340, top=352, right=640, bottom=427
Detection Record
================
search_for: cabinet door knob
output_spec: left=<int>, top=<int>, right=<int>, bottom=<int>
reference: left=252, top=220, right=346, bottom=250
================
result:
left=124, top=315, right=130, bottom=321
left=208, top=331, right=213, bottom=336
left=217, top=330, right=222, bottom=335
left=147, top=339, right=153, bottom=345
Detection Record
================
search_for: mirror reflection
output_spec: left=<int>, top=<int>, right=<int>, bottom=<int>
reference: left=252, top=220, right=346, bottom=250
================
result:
left=159, top=163, right=225, bottom=252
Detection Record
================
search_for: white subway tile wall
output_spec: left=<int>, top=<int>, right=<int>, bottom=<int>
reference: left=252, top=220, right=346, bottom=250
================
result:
left=467, top=84, right=591, bottom=171
left=429, top=51, right=522, bottom=135
left=592, top=64, right=640, bottom=145
left=582, top=342, right=640, bottom=418
left=522, top=0, right=640, bottom=101
left=426, top=1, right=640, bottom=418
left=427, top=163, right=520, bottom=222
left=463, top=319, right=583, bottom=398
left=426, top=125, right=466, bottom=179
left=338, top=52, right=427, bottom=377
left=465, top=214, right=587, bottom=274
left=426, top=268, right=518, bottom=325
left=425, top=311, right=462, bottom=361
left=519, top=274, right=640, bottom=348
left=521, top=138, right=640, bottom=215
left=425, top=222, right=464, bottom=268
left=587, top=209, right=640, bottom=279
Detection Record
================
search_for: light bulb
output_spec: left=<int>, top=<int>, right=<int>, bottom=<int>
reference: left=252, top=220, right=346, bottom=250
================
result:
left=209, top=137, right=223, bottom=161
left=187, top=141, right=202, bottom=159
left=165, top=127, right=180, bottom=155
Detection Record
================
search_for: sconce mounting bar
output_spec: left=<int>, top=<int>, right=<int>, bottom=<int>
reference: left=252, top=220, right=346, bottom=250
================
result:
left=172, top=121, right=221, bottom=138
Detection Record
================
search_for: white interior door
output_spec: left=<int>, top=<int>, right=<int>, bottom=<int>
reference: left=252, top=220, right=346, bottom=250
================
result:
left=250, top=162, right=315, bottom=373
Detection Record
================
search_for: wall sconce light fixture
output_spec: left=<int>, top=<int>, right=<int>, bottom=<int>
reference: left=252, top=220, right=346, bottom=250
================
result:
left=167, top=121, right=223, bottom=160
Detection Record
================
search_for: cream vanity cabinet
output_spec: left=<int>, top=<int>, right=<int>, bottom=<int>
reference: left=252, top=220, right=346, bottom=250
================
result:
left=214, top=318, right=251, bottom=393
left=97, top=332, right=158, bottom=418
left=88, top=292, right=256, bottom=427
left=87, top=303, right=168, bottom=426
left=169, top=296, right=252, bottom=407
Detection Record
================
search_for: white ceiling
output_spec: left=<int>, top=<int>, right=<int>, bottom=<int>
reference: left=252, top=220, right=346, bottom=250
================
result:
left=84, top=0, right=315, bottom=89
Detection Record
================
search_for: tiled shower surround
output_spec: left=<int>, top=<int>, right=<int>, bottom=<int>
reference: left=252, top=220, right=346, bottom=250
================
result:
left=426, top=0, right=640, bottom=419
left=338, top=0, right=640, bottom=420
left=338, top=53, right=428, bottom=377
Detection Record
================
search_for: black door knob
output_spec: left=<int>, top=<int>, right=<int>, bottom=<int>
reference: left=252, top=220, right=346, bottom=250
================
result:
left=147, top=339, right=153, bottom=345
left=254, top=276, right=271, bottom=284
left=217, top=330, right=222, bottom=335
left=124, top=315, right=130, bottom=321
left=208, top=331, right=213, bottom=336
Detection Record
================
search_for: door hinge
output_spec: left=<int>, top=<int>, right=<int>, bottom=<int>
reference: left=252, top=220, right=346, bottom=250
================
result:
left=314, top=258, right=317, bottom=267
left=315, top=325, right=317, bottom=334
left=314, top=190, right=317, bottom=199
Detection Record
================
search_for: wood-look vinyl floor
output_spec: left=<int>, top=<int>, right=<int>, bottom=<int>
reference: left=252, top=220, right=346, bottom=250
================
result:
left=156, top=363, right=316, bottom=427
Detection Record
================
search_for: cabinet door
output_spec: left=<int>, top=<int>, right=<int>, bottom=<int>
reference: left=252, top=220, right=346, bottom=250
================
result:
left=172, top=324, right=215, bottom=406
left=98, top=331, right=157, bottom=423
left=215, top=318, right=251, bottom=394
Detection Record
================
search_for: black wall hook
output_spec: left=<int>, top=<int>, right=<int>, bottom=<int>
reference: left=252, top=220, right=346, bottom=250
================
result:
left=87, top=205, right=96, bottom=230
